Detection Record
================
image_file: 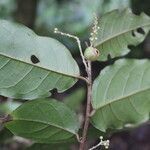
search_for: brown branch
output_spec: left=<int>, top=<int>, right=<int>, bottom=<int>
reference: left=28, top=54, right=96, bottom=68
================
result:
left=79, top=61, right=92, bottom=150
left=15, top=0, right=38, bottom=29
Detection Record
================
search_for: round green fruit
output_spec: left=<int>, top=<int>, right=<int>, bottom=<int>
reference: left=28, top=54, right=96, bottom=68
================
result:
left=84, top=47, right=99, bottom=61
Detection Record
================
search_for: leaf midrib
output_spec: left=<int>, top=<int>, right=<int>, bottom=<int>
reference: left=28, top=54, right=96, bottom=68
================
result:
left=9, top=118, right=76, bottom=135
left=95, top=23, right=150, bottom=47
left=0, top=53, right=80, bottom=79
left=94, top=87, right=150, bottom=110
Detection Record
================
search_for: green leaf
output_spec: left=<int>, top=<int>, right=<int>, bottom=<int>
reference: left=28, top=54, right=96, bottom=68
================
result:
left=0, top=20, right=79, bottom=99
left=5, top=99, right=80, bottom=143
left=94, top=9, right=150, bottom=61
left=91, top=59, right=150, bottom=131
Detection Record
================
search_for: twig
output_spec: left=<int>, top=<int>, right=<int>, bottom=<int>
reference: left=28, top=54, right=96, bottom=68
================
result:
left=54, top=28, right=88, bottom=72
left=78, top=76, right=90, bottom=85
left=89, top=137, right=110, bottom=150
left=79, top=61, right=92, bottom=150
left=89, top=142, right=102, bottom=150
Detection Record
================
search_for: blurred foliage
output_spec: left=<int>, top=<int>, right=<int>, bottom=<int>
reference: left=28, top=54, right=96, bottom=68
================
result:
left=0, top=0, right=16, bottom=19
left=36, top=0, right=130, bottom=34
left=0, top=100, right=21, bottom=114
left=36, top=0, right=101, bottom=34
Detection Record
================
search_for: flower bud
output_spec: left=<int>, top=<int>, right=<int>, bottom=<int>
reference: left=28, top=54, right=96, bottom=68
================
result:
left=84, top=47, right=99, bottom=61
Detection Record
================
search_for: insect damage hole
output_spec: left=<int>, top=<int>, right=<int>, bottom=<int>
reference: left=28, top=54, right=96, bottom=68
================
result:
left=127, top=45, right=135, bottom=50
left=31, top=55, right=40, bottom=64
left=136, top=28, right=145, bottom=35
left=95, top=49, right=99, bottom=55
left=131, top=30, right=136, bottom=37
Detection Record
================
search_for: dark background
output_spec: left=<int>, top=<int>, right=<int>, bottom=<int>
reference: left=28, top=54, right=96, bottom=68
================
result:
left=0, top=0, right=150, bottom=149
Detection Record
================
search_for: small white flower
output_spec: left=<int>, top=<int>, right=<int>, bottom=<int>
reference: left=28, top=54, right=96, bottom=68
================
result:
left=89, top=13, right=100, bottom=46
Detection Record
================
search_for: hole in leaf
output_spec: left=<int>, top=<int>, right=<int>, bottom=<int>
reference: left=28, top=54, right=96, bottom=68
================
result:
left=136, top=28, right=145, bottom=35
left=128, top=45, right=135, bottom=50
left=96, top=50, right=99, bottom=54
left=31, top=55, right=40, bottom=64
left=107, top=54, right=112, bottom=60
left=132, top=30, right=136, bottom=37
left=50, top=88, right=58, bottom=98
left=132, top=10, right=141, bottom=16
left=94, top=49, right=100, bottom=56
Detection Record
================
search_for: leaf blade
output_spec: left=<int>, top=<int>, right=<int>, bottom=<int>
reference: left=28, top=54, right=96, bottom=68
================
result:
left=95, top=9, right=150, bottom=61
left=0, top=20, right=80, bottom=99
left=91, top=59, right=150, bottom=131
left=5, top=99, right=79, bottom=143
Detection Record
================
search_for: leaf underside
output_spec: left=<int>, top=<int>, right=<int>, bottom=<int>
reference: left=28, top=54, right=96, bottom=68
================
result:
left=0, top=20, right=79, bottom=99
left=91, top=59, right=150, bottom=132
left=94, top=9, right=150, bottom=61
left=5, top=99, right=79, bottom=143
